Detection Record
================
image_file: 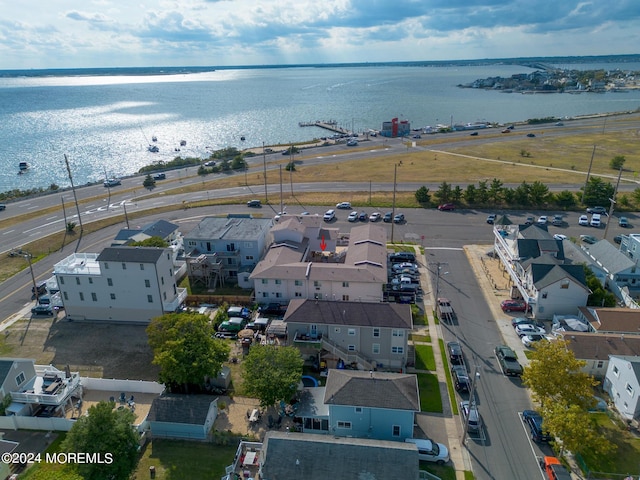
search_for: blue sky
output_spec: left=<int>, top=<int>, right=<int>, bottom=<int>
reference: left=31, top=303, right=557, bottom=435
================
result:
left=1, top=0, right=639, bottom=69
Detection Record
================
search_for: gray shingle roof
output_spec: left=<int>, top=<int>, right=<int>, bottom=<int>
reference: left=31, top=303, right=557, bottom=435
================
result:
left=530, top=264, right=587, bottom=291
left=97, top=246, right=167, bottom=263
left=141, top=219, right=179, bottom=239
left=585, top=240, right=636, bottom=275
left=261, top=431, right=418, bottom=480
left=184, top=216, right=272, bottom=241
left=323, top=370, right=419, bottom=411
left=147, top=394, right=215, bottom=425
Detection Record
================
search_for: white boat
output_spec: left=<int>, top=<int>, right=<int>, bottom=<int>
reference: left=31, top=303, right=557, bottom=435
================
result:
left=151, top=136, right=158, bottom=142
left=148, top=145, right=159, bottom=153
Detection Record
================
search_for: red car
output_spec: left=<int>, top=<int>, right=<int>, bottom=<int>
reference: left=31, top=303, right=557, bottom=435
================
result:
left=500, top=299, right=528, bottom=312
left=437, top=203, right=455, bottom=211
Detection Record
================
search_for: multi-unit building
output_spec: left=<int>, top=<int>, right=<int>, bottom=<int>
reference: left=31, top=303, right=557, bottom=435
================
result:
left=603, top=355, right=640, bottom=421
left=54, top=246, right=186, bottom=323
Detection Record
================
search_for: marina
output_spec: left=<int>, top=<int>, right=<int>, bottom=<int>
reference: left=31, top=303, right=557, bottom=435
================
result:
left=299, top=120, right=352, bottom=135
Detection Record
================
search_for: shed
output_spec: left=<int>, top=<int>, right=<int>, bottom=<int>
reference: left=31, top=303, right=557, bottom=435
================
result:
left=266, top=320, right=287, bottom=337
left=147, top=394, right=218, bottom=440
left=210, top=366, right=231, bottom=390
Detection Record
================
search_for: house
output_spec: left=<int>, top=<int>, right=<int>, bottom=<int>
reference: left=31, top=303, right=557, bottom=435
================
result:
left=183, top=215, right=273, bottom=289
left=250, top=222, right=387, bottom=304
left=582, top=240, right=640, bottom=298
left=603, top=355, right=640, bottom=421
left=284, top=299, right=412, bottom=370
left=577, top=307, right=640, bottom=334
left=259, top=431, right=420, bottom=480
left=54, top=247, right=187, bottom=323
left=564, top=332, right=640, bottom=379
left=493, top=223, right=590, bottom=319
left=112, top=219, right=181, bottom=247
left=323, top=369, right=419, bottom=441
left=146, top=394, right=218, bottom=440
left=0, top=359, right=82, bottom=417
left=380, top=117, right=411, bottom=138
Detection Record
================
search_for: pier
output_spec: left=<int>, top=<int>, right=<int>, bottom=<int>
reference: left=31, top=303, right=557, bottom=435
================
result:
left=298, top=120, right=351, bottom=135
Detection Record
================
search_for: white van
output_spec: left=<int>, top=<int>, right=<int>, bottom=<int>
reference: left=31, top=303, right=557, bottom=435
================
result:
left=404, top=438, right=450, bottom=464
left=590, top=214, right=601, bottom=228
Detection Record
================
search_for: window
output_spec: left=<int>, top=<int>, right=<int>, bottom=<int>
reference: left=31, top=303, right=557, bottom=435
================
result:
left=348, top=345, right=356, bottom=352
left=147, top=295, right=153, bottom=303
left=262, top=292, right=269, bottom=298
left=261, top=279, right=268, bottom=285
left=337, top=421, right=351, bottom=429
left=121, top=263, right=126, bottom=270
left=372, top=343, right=380, bottom=354
left=161, top=277, right=164, bottom=285
left=145, top=279, right=151, bottom=288
left=79, top=292, right=84, bottom=301
left=244, top=242, right=253, bottom=248
left=227, top=258, right=233, bottom=265
left=355, top=407, right=363, bottom=413
left=140, top=264, right=144, bottom=271
left=173, top=285, right=177, bottom=294
left=107, top=278, right=113, bottom=287
left=392, top=329, right=404, bottom=337
left=63, top=292, right=68, bottom=300
left=59, top=276, right=65, bottom=285
left=314, top=281, right=321, bottom=287
left=294, top=292, right=302, bottom=297
left=15, top=372, right=25, bottom=385
left=163, top=292, right=167, bottom=300
left=392, top=425, right=401, bottom=437
left=275, top=279, right=282, bottom=285
left=227, top=243, right=235, bottom=252
left=206, top=242, right=211, bottom=252
left=613, top=365, right=620, bottom=377
left=391, top=346, right=404, bottom=354
left=104, top=263, right=109, bottom=269
left=75, top=277, right=80, bottom=285
left=342, top=295, right=350, bottom=301
left=348, top=328, right=356, bottom=336
left=188, top=241, right=196, bottom=246
left=597, top=360, right=604, bottom=369
left=626, top=383, right=634, bottom=396
left=91, top=292, right=97, bottom=302
left=275, top=292, right=282, bottom=298
left=342, top=281, right=349, bottom=288
left=169, top=269, right=173, bottom=276
left=373, top=328, right=380, bottom=338
left=110, top=293, right=116, bottom=300
left=88, top=277, right=93, bottom=284
left=560, top=279, right=570, bottom=289
left=294, top=280, right=303, bottom=286
left=246, top=255, right=254, bottom=261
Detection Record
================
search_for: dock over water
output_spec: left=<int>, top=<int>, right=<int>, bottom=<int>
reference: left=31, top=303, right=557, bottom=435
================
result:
left=299, top=120, right=351, bottom=135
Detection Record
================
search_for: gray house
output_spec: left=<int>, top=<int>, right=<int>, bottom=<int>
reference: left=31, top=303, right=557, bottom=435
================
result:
left=603, top=355, right=640, bottom=421
left=323, top=369, right=419, bottom=441
left=564, top=332, right=640, bottom=379
left=147, top=394, right=218, bottom=440
left=583, top=240, right=640, bottom=294
left=283, top=299, right=412, bottom=371
left=260, top=431, right=419, bottom=480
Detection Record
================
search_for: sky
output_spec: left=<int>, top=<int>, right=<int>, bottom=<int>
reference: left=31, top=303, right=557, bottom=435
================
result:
left=0, top=0, right=639, bottom=70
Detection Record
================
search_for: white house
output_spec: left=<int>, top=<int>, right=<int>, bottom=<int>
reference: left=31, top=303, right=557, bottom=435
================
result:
left=250, top=221, right=387, bottom=304
left=603, top=355, right=640, bottom=421
left=54, top=247, right=187, bottom=323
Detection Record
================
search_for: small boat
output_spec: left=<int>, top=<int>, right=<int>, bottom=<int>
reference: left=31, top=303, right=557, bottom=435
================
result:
left=180, top=140, right=187, bottom=146
left=19, top=161, right=29, bottom=171
left=151, top=136, right=158, bottom=142
left=240, top=136, right=246, bottom=141
left=148, top=145, right=159, bottom=153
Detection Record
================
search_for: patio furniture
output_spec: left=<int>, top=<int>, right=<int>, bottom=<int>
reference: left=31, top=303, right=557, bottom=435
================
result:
left=119, top=392, right=126, bottom=404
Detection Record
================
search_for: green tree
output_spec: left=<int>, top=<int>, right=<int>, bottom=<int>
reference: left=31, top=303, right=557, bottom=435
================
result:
left=609, top=155, right=626, bottom=170
left=232, top=155, right=247, bottom=170
left=522, top=339, right=598, bottom=411
left=584, top=266, right=616, bottom=307
left=66, top=222, right=77, bottom=233
left=464, top=184, right=478, bottom=204
left=554, top=190, right=576, bottom=209
left=242, top=345, right=304, bottom=408
left=435, top=181, right=453, bottom=203
left=582, top=177, right=614, bottom=207
left=61, top=401, right=139, bottom=480
left=513, top=181, right=531, bottom=205
left=285, top=161, right=296, bottom=171
left=414, top=186, right=430, bottom=204
left=142, top=174, right=156, bottom=189
left=502, top=188, right=515, bottom=205
left=198, top=165, right=209, bottom=176
left=529, top=181, right=551, bottom=206
left=452, top=185, right=463, bottom=203
left=147, top=313, right=230, bottom=392
left=219, top=158, right=231, bottom=171
left=477, top=180, right=489, bottom=204
left=129, top=236, right=169, bottom=248
left=488, top=178, right=504, bottom=204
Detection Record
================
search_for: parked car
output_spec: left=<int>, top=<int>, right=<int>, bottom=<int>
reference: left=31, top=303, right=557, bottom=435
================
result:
left=486, top=214, right=496, bottom=224
left=383, top=212, right=393, bottom=223
left=524, top=215, right=535, bottom=225
left=511, top=317, right=544, bottom=329
left=541, top=456, right=572, bottom=480
left=580, top=234, right=598, bottom=244
left=578, top=214, right=589, bottom=226
left=537, top=215, right=548, bottom=225
left=553, top=234, right=567, bottom=241
left=552, top=214, right=563, bottom=226
left=451, top=365, right=470, bottom=392
left=447, top=341, right=464, bottom=365
left=358, top=211, right=368, bottom=221
left=389, top=252, right=416, bottom=263
left=393, top=213, right=405, bottom=223
left=348, top=211, right=359, bottom=222
left=614, top=235, right=623, bottom=244
left=586, top=206, right=607, bottom=215
left=522, top=410, right=552, bottom=443
left=495, top=345, right=523, bottom=376
left=31, top=305, right=54, bottom=316
left=590, top=213, right=601, bottom=228
left=247, top=199, right=262, bottom=207
left=522, top=334, right=550, bottom=348
left=619, top=216, right=630, bottom=228
left=437, top=203, right=455, bottom=211
left=153, top=172, right=166, bottom=180
left=369, top=212, right=381, bottom=222
left=404, top=438, right=450, bottom=464
left=323, top=209, right=335, bottom=222
left=500, top=299, right=528, bottom=312
left=336, top=202, right=352, bottom=209
left=460, top=400, right=483, bottom=433
left=515, top=324, right=546, bottom=337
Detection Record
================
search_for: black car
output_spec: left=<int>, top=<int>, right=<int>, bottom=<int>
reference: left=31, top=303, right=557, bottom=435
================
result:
left=389, top=252, right=416, bottom=263
left=31, top=305, right=54, bottom=316
left=447, top=341, right=464, bottom=365
left=451, top=365, right=470, bottom=392
left=247, top=199, right=262, bottom=207
left=153, top=172, right=166, bottom=180
left=522, top=410, right=552, bottom=442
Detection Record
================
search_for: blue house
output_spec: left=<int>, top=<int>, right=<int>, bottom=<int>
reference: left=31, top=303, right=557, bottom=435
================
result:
left=323, top=369, right=419, bottom=441
left=147, top=394, right=219, bottom=440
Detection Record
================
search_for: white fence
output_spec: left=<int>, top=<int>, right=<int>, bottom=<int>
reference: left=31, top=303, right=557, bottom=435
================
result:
left=80, top=377, right=164, bottom=394
left=0, top=415, right=75, bottom=432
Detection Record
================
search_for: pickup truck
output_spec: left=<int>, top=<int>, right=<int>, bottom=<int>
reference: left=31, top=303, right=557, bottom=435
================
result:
left=495, top=345, right=523, bottom=376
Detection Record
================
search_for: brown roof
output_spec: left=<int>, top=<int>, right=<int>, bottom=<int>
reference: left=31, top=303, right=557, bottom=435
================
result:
left=564, top=332, right=640, bottom=360
left=579, top=307, right=640, bottom=333
left=284, top=298, right=412, bottom=329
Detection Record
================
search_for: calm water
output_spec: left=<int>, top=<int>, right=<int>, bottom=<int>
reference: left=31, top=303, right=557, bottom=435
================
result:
left=1, top=63, right=639, bottom=192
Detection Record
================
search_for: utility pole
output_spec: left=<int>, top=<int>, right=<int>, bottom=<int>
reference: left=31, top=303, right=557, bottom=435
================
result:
left=391, top=163, right=398, bottom=243
left=25, top=252, right=39, bottom=304
left=603, top=167, right=623, bottom=240
left=581, top=145, right=596, bottom=204
left=63, top=154, right=84, bottom=250
left=262, top=141, right=268, bottom=203
left=123, top=202, right=130, bottom=229
left=429, top=261, right=449, bottom=302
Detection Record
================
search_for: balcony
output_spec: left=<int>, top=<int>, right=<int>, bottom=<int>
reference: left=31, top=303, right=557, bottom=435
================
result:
left=11, top=366, right=82, bottom=407
left=221, top=441, right=262, bottom=480
left=321, top=337, right=375, bottom=371
left=293, top=330, right=323, bottom=346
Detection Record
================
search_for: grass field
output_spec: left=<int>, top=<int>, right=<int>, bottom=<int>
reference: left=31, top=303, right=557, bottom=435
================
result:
left=417, top=373, right=443, bottom=413
left=414, top=344, right=436, bottom=371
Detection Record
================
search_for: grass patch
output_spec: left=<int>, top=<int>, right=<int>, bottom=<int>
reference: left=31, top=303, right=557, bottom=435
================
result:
left=417, top=373, right=442, bottom=413
left=439, top=338, right=458, bottom=415
left=414, top=344, right=436, bottom=371
left=420, top=462, right=458, bottom=480
left=410, top=334, right=431, bottom=343
left=133, top=439, right=237, bottom=480
left=20, top=433, right=81, bottom=480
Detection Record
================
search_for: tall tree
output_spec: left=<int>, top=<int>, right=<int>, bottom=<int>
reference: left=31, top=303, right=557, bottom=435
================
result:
left=513, top=181, right=531, bottom=206
left=555, top=190, right=576, bottom=209
left=476, top=180, right=489, bottom=204
left=464, top=184, right=478, bottom=204
left=61, top=401, right=139, bottom=480
left=435, top=181, right=453, bottom=203
left=529, top=181, right=551, bottom=206
left=242, top=345, right=304, bottom=408
left=582, top=177, right=614, bottom=207
left=147, top=312, right=230, bottom=392
left=452, top=185, right=463, bottom=203
left=488, top=178, right=504, bottom=204
left=609, top=155, right=626, bottom=170
left=414, top=186, right=430, bottom=204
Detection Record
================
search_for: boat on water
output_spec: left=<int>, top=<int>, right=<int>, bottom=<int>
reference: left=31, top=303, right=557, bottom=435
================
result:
left=148, top=145, right=159, bottom=153
left=180, top=140, right=187, bottom=146
left=19, top=161, right=29, bottom=171
left=151, top=136, right=158, bottom=142
left=240, top=136, right=246, bottom=141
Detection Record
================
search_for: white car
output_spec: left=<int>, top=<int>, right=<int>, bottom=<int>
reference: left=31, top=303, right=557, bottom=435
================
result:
left=515, top=324, right=546, bottom=337
left=336, top=202, right=352, bottom=209
left=578, top=215, right=589, bottom=226
left=404, top=438, right=449, bottom=464
left=323, top=209, right=335, bottom=222
left=522, top=334, right=551, bottom=347
left=537, top=216, right=548, bottom=225
left=369, top=212, right=381, bottom=222
left=347, top=211, right=359, bottom=222
left=553, top=234, right=567, bottom=241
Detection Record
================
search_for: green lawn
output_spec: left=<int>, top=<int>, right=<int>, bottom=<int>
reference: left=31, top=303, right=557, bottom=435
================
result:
left=417, top=373, right=443, bottom=413
left=410, top=334, right=431, bottom=343
left=414, top=344, right=436, bottom=371
left=19, top=434, right=81, bottom=480
left=439, top=338, right=458, bottom=415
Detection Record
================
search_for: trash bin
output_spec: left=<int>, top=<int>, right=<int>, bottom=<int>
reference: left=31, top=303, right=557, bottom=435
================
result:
left=150, top=466, right=156, bottom=478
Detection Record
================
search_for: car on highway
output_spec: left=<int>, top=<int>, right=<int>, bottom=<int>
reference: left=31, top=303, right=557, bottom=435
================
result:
left=103, top=178, right=121, bottom=187
left=203, top=160, right=216, bottom=167
left=460, top=400, right=483, bottom=433
left=383, top=212, right=393, bottom=223
left=346, top=139, right=358, bottom=146
left=495, top=345, right=523, bottom=376
left=451, top=365, right=470, bottom=392
left=31, top=305, right=54, bottom=316
left=619, top=216, right=630, bottom=228
left=447, top=341, right=464, bottom=365
left=522, top=410, right=552, bottom=443
left=247, top=199, right=262, bottom=207
left=393, top=213, right=405, bottom=223
left=586, top=206, right=607, bottom=215
left=580, top=234, right=598, bottom=244
left=515, top=323, right=546, bottom=337
left=153, top=172, right=166, bottom=180
left=526, top=133, right=536, bottom=137
left=537, top=215, right=548, bottom=225
left=0, top=204, right=5, bottom=211
left=323, top=209, right=335, bottom=222
left=437, top=203, right=455, bottom=211
left=500, top=299, right=528, bottom=312
left=347, top=211, right=359, bottom=222
left=336, top=202, right=352, bottom=209
left=486, top=214, right=496, bottom=224
left=501, top=129, right=511, bottom=133
left=469, top=131, right=479, bottom=136
left=369, top=212, right=381, bottom=222
left=578, top=214, right=589, bottom=226
left=404, top=438, right=450, bottom=464
left=553, top=234, right=567, bottom=241
left=555, top=121, right=564, bottom=126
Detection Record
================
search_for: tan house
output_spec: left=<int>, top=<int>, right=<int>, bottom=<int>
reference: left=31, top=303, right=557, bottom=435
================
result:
left=563, top=332, right=640, bottom=379
left=577, top=307, right=640, bottom=334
